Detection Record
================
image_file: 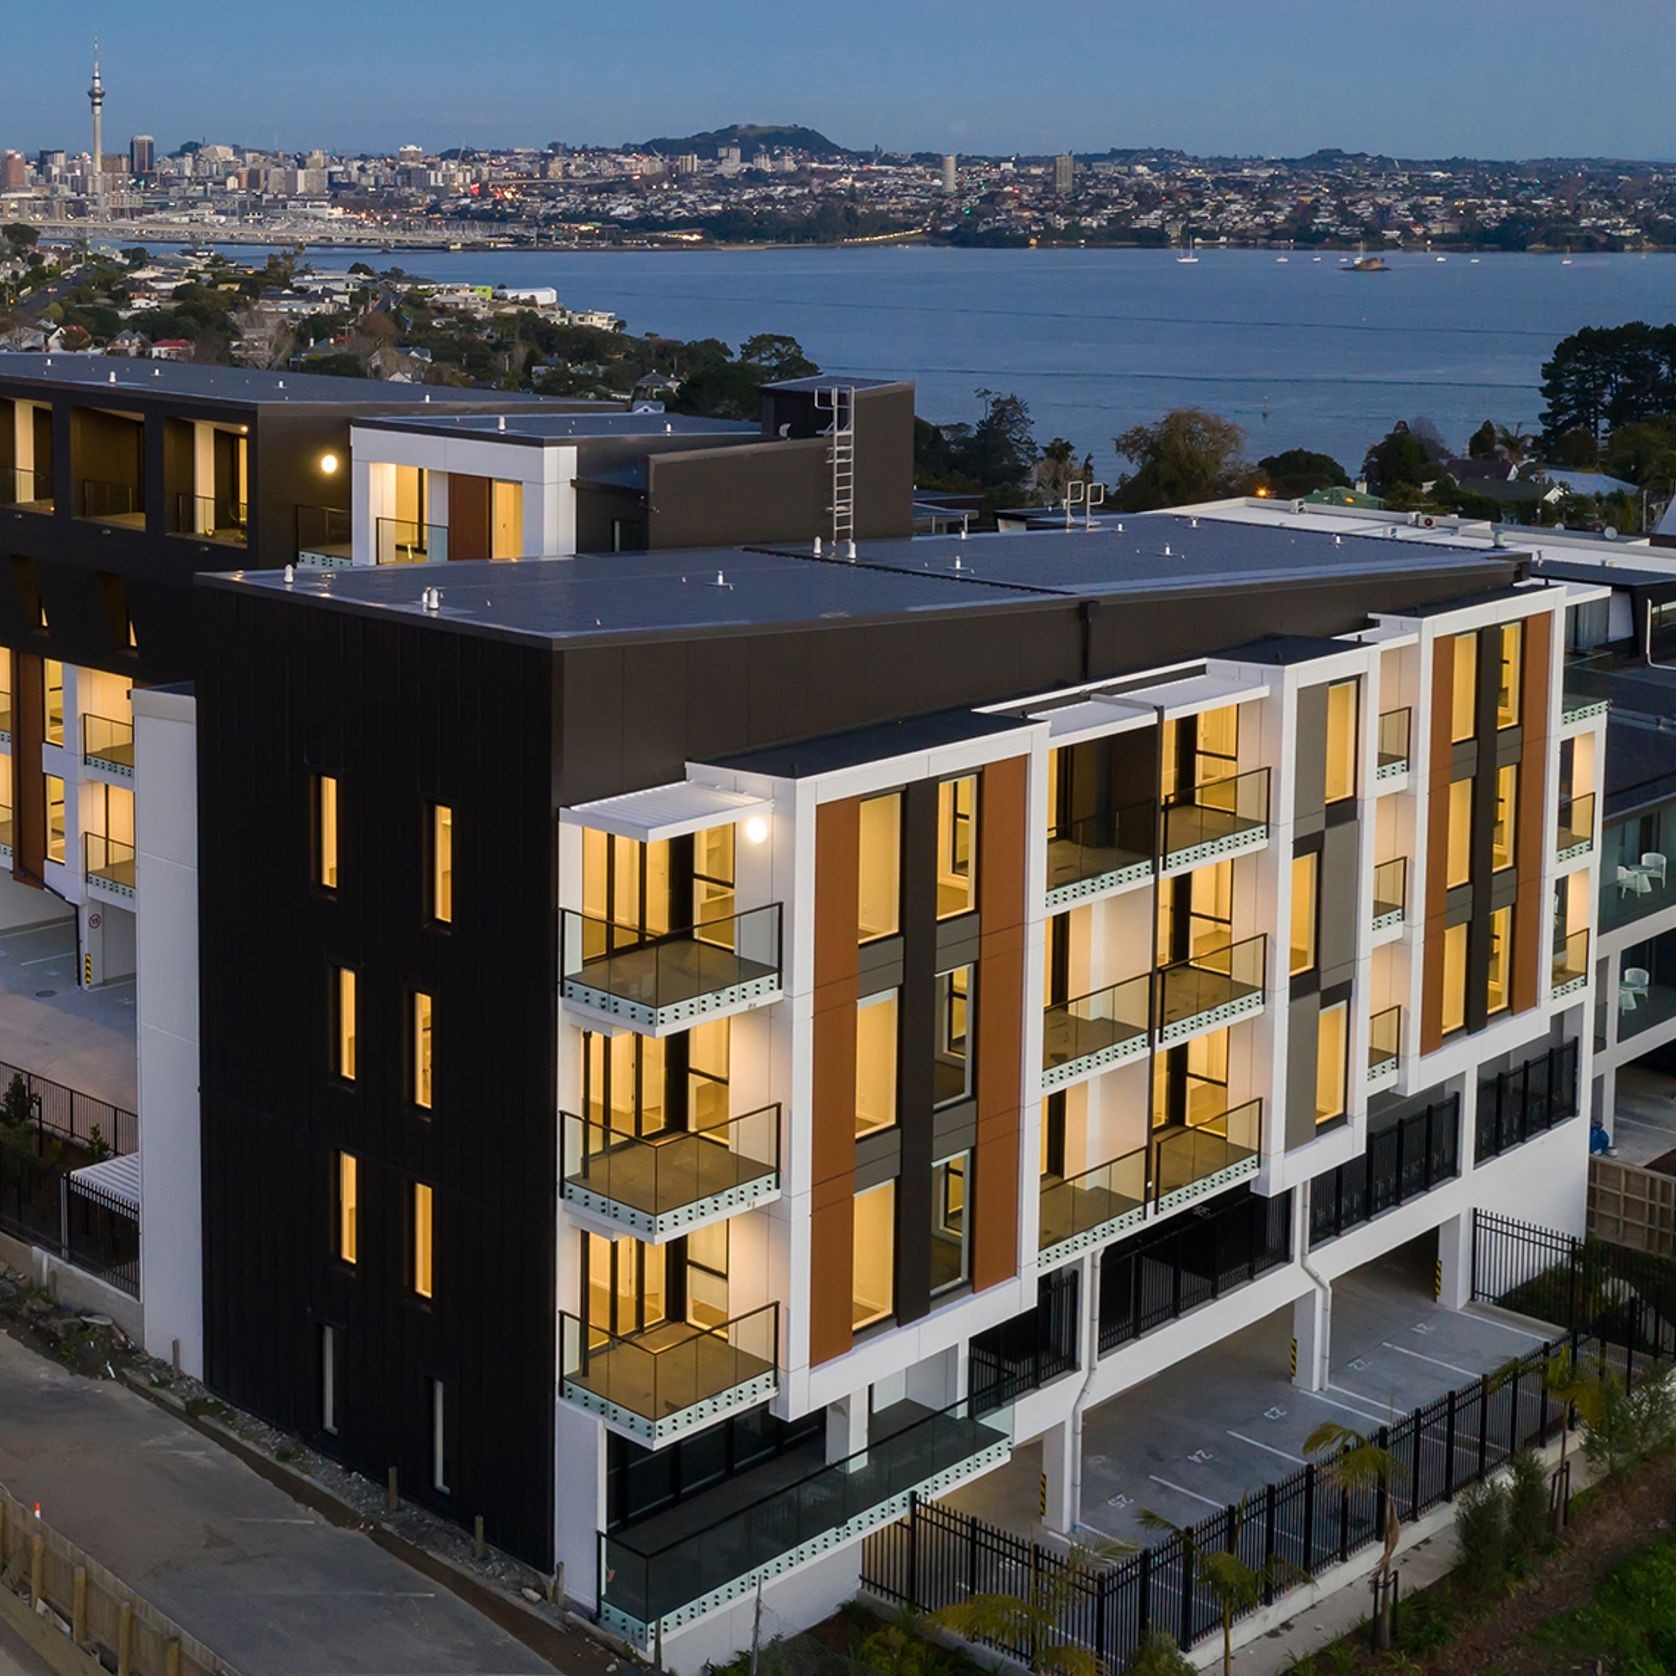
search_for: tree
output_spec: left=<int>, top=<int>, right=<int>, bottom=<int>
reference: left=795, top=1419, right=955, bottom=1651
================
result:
left=1467, top=419, right=1497, bottom=458
left=2, top=223, right=39, bottom=254
left=1113, top=409, right=1252, bottom=511
left=1548, top=425, right=1599, bottom=468
left=736, top=332, right=816, bottom=381
left=0, top=1074, right=30, bottom=1136
left=1036, top=436, right=1080, bottom=504
left=1603, top=416, right=1676, bottom=493
left=1539, top=322, right=1676, bottom=448
left=1405, top=415, right=1452, bottom=463
left=1304, top=1422, right=1400, bottom=1648
left=1254, top=447, right=1349, bottom=499
left=964, top=390, right=1040, bottom=493
left=1495, top=423, right=1534, bottom=465
left=1363, top=422, right=1429, bottom=493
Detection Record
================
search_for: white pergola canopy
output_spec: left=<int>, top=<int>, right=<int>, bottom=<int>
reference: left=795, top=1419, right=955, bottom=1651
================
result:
left=562, top=782, right=773, bottom=844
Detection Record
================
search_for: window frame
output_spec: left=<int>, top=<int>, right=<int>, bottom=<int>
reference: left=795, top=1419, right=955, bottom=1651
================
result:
left=413, top=1181, right=434, bottom=1301
left=335, top=1151, right=358, bottom=1266
left=933, top=964, right=975, bottom=1109
left=856, top=790, right=903, bottom=944
left=1450, top=632, right=1478, bottom=743
left=854, top=987, right=901, bottom=1138
left=332, top=965, right=358, bottom=1083
left=1323, top=678, right=1359, bottom=805
left=313, top=772, right=339, bottom=892
left=850, top=1180, right=897, bottom=1331
left=1491, top=763, right=1518, bottom=873
left=1289, top=850, right=1319, bottom=977
left=1496, top=621, right=1523, bottom=730
left=412, top=990, right=434, bottom=1111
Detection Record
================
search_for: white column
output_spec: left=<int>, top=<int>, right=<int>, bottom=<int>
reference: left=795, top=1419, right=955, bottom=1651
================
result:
left=1437, top=1211, right=1474, bottom=1312
left=1292, top=1283, right=1330, bottom=1391
left=827, top=1393, right=868, bottom=1472
left=1041, top=1418, right=1076, bottom=1535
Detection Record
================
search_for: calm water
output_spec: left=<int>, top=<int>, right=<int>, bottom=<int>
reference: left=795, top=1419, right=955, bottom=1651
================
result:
left=238, top=245, right=1676, bottom=470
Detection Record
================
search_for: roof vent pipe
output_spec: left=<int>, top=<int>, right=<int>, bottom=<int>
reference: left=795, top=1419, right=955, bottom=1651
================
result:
left=283, top=564, right=294, bottom=585
left=813, top=536, right=822, bottom=555
left=497, top=415, right=505, bottom=432
left=846, top=539, right=857, bottom=560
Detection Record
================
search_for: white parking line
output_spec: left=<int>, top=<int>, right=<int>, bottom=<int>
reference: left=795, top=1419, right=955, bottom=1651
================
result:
left=21, top=954, right=66, bottom=966
left=1465, top=1311, right=1547, bottom=1342
left=1324, top=1383, right=1403, bottom=1420
left=1148, top=1475, right=1223, bottom=1509
left=1382, top=1341, right=1480, bottom=1378
left=1226, top=1429, right=1305, bottom=1465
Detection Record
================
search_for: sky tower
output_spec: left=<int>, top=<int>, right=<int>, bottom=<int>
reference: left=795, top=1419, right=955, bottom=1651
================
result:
left=88, top=40, right=105, bottom=220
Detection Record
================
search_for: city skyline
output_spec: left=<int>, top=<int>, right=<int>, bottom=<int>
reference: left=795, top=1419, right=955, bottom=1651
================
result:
left=10, top=0, right=1676, bottom=162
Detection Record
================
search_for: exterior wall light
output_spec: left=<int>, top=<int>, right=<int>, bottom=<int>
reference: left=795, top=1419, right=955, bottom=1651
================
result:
left=744, top=816, right=770, bottom=845
left=319, top=452, right=340, bottom=475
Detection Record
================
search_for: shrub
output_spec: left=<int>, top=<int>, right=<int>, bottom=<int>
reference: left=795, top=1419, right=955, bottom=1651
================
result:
left=1504, top=1450, right=1550, bottom=1570
left=1583, top=1372, right=1676, bottom=1480
left=1454, top=1480, right=1510, bottom=1598
left=0, top=1074, right=31, bottom=1133
left=1127, top=1634, right=1196, bottom=1675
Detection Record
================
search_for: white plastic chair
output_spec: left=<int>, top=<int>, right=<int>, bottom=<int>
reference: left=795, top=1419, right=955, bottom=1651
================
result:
left=1624, top=966, right=1651, bottom=1004
left=1618, top=865, right=1652, bottom=897
left=1643, top=852, right=1668, bottom=886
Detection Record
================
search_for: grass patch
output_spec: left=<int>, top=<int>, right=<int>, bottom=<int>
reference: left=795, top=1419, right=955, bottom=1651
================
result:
left=1531, top=1527, right=1676, bottom=1673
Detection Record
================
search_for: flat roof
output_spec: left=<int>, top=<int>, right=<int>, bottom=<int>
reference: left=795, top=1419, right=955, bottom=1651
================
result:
left=718, top=708, right=1029, bottom=779
left=356, top=411, right=761, bottom=445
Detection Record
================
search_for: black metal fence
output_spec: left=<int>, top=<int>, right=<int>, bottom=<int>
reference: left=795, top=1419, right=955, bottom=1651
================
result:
left=0, top=1060, right=137, bottom=1157
left=1310, top=1095, right=1460, bottom=1246
left=1476, top=1040, right=1579, bottom=1163
left=0, top=1143, right=139, bottom=1299
left=970, top=1267, right=1080, bottom=1416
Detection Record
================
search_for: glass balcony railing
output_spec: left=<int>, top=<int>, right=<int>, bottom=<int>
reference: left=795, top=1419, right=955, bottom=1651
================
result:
left=1042, top=972, right=1150, bottom=1088
left=1152, top=1097, right=1262, bottom=1212
left=1376, top=707, right=1411, bottom=779
left=561, top=1105, right=780, bottom=1239
left=560, top=1302, right=778, bottom=1446
left=77, top=478, right=144, bottom=525
left=376, top=516, right=448, bottom=565
left=0, top=467, right=53, bottom=513
left=1561, top=659, right=1612, bottom=726
left=0, top=704, right=11, bottom=743
left=296, top=504, right=353, bottom=567
left=1372, top=856, right=1407, bottom=930
left=599, top=1395, right=1008, bottom=1642
left=1155, top=933, right=1266, bottom=1044
left=174, top=492, right=248, bottom=546
left=83, top=714, right=134, bottom=778
left=562, top=906, right=783, bottom=1031
left=1045, top=799, right=1154, bottom=905
left=1556, top=793, right=1595, bottom=861
left=1368, top=1004, right=1401, bottom=1085
left=1038, top=1144, right=1147, bottom=1261
left=0, top=804, right=12, bottom=854
left=84, top=833, right=136, bottom=900
left=1552, top=928, right=1590, bottom=1001
left=1160, top=768, right=1270, bottom=869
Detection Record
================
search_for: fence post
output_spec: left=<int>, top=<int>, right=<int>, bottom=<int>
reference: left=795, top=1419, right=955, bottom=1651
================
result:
left=1095, top=1566, right=1109, bottom=1673
left=1177, top=1533, right=1193, bottom=1650
left=1507, top=1363, right=1522, bottom=1455
left=1409, top=1417, right=1421, bottom=1518
left=1375, top=1426, right=1390, bottom=1549
left=1302, top=1464, right=1315, bottom=1571
left=1470, top=1208, right=1479, bottom=1301
left=1443, top=1390, right=1457, bottom=1500
left=907, top=1490, right=919, bottom=1607
left=1137, top=1543, right=1152, bottom=1649
left=1262, top=1483, right=1277, bottom=1603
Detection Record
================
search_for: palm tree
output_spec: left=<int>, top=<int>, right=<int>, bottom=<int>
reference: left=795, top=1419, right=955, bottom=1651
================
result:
left=1495, top=423, right=1534, bottom=466
left=1303, top=1423, right=1399, bottom=1649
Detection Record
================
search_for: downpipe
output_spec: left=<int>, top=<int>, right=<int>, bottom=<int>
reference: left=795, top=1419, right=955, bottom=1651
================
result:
left=1296, top=1180, right=1333, bottom=1392
left=1064, top=1250, right=1103, bottom=1537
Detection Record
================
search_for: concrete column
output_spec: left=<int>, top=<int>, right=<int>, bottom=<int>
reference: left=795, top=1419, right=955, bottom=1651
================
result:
left=827, top=1393, right=867, bottom=1473
left=78, top=900, right=105, bottom=987
left=1040, top=1418, right=1076, bottom=1535
left=1292, top=1282, right=1330, bottom=1391
left=1437, top=1210, right=1474, bottom=1311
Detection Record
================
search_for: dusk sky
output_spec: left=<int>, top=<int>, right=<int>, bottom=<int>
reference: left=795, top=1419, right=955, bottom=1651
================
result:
left=11, top=0, right=1676, bottom=161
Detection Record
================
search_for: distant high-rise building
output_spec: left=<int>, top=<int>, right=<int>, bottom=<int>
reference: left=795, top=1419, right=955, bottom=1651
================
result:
left=88, top=41, right=105, bottom=217
left=130, top=134, right=155, bottom=177
left=1054, top=152, right=1075, bottom=196
left=0, top=151, right=27, bottom=193
left=675, top=153, right=700, bottom=176
left=941, top=153, right=957, bottom=192
left=38, top=149, right=66, bottom=176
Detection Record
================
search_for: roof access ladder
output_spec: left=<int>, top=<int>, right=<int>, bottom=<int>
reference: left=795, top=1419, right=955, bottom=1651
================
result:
left=816, top=385, right=857, bottom=550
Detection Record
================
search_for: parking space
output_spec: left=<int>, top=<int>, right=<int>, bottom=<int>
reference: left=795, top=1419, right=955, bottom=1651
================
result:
left=0, top=919, right=138, bottom=1110
left=1607, top=1063, right=1676, bottom=1166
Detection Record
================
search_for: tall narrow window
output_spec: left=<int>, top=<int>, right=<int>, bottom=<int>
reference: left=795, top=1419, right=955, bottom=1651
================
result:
left=1290, top=851, right=1318, bottom=976
left=314, top=774, right=339, bottom=889
left=44, top=774, right=64, bottom=864
left=1441, top=922, right=1468, bottom=1035
left=1315, top=1000, right=1348, bottom=1125
left=321, top=1324, right=339, bottom=1434
left=413, top=1182, right=434, bottom=1300
left=1491, top=764, right=1518, bottom=872
left=42, top=659, right=62, bottom=745
left=334, top=967, right=357, bottom=1081
left=693, top=822, right=735, bottom=931
left=336, top=1152, right=358, bottom=1264
left=936, top=775, right=977, bottom=919
left=933, top=966, right=974, bottom=1107
left=412, top=992, right=433, bottom=1110
left=851, top=1181, right=896, bottom=1329
left=1450, top=632, right=1478, bottom=742
left=930, top=1154, right=970, bottom=1295
left=1497, top=622, right=1523, bottom=729
left=1324, top=679, right=1358, bottom=804
left=857, top=792, right=902, bottom=942
left=430, top=1378, right=449, bottom=1493
left=431, top=804, right=452, bottom=923
left=1486, top=906, right=1512, bottom=1014
left=1446, top=778, right=1473, bottom=888
left=686, top=1220, right=729, bottom=1327
left=855, top=989, right=899, bottom=1137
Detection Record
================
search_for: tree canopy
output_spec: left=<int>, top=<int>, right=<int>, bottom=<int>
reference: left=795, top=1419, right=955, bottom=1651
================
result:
left=1112, top=408, right=1251, bottom=510
left=1540, top=322, right=1676, bottom=448
left=1254, top=447, right=1348, bottom=499
left=1363, top=421, right=1430, bottom=493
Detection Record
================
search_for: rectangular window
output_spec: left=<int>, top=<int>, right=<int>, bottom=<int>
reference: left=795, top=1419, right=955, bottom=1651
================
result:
left=930, top=1154, right=970, bottom=1295
left=430, top=1378, right=449, bottom=1493
left=1450, top=632, right=1478, bottom=742
left=336, top=1152, right=358, bottom=1264
left=1497, top=622, right=1523, bottom=729
left=936, top=775, right=977, bottom=919
left=851, top=1182, right=896, bottom=1329
left=44, top=774, right=64, bottom=864
left=414, top=1182, right=434, bottom=1300
left=855, top=990, right=899, bottom=1137
left=43, top=659, right=62, bottom=745
left=1315, top=1000, right=1348, bottom=1125
left=1446, top=778, right=1473, bottom=889
left=693, top=822, right=735, bottom=930
left=686, top=1219, right=729, bottom=1328
left=1492, top=764, right=1517, bottom=872
left=321, top=1324, right=339, bottom=1435
left=314, top=774, right=338, bottom=890
left=857, top=792, right=902, bottom=942
left=1324, top=679, right=1358, bottom=804
left=1290, top=851, right=1318, bottom=976
left=1441, top=922, right=1468, bottom=1035
left=431, top=805, right=453, bottom=922
left=1486, top=906, right=1512, bottom=1014
left=933, top=965, right=974, bottom=1107
left=412, top=992, right=433, bottom=1110
left=334, top=967, right=357, bottom=1081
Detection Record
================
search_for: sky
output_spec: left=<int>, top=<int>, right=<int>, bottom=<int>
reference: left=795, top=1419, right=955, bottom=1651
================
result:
left=9, top=0, right=1676, bottom=162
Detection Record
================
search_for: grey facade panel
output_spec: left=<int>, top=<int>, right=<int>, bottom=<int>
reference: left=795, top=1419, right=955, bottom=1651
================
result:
left=1285, top=991, right=1322, bottom=1150
left=1293, top=684, right=1327, bottom=822
left=1319, top=819, right=1362, bottom=987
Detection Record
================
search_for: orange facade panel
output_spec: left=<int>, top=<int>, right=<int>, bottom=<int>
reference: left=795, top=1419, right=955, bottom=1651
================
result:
left=1420, top=635, right=1456, bottom=1054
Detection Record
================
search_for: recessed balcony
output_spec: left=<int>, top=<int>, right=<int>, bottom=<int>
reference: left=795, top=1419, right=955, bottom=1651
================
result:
left=1376, top=707, right=1411, bottom=782
left=0, top=803, right=12, bottom=862
left=1160, top=768, right=1270, bottom=873
left=84, top=833, right=135, bottom=902
left=376, top=515, right=448, bottom=565
left=561, top=1105, right=780, bottom=1241
left=561, top=906, right=782, bottom=1034
left=1552, top=929, right=1589, bottom=1001
left=1045, top=800, right=1153, bottom=908
left=296, top=505, right=353, bottom=568
left=1038, top=1144, right=1147, bottom=1266
left=559, top=1303, right=778, bottom=1446
left=0, top=467, right=52, bottom=515
left=83, top=715, right=134, bottom=780
left=1155, top=934, right=1266, bottom=1045
left=1151, top=1098, right=1261, bottom=1214
left=1372, top=856, right=1407, bottom=935
left=1368, top=1004, right=1401, bottom=1090
left=1041, top=972, right=1150, bottom=1090
left=174, top=492, right=248, bottom=547
left=1556, top=793, right=1594, bottom=864
left=76, top=478, right=144, bottom=529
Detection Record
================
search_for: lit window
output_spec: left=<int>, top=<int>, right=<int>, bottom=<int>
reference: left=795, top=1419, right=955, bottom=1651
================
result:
left=1450, top=632, right=1478, bottom=742
left=1492, top=764, right=1517, bottom=872
left=43, top=660, right=62, bottom=745
left=431, top=804, right=452, bottom=922
left=851, top=1181, right=896, bottom=1329
left=334, top=967, right=357, bottom=1081
left=1324, top=679, right=1358, bottom=804
left=127, top=615, right=137, bottom=651
left=430, top=1378, right=449, bottom=1493
left=321, top=1324, right=339, bottom=1435
left=857, top=792, right=902, bottom=942
left=693, top=822, right=735, bottom=931
left=44, top=774, right=65, bottom=864
left=1497, top=622, right=1523, bottom=729
left=855, top=990, right=899, bottom=1137
left=1441, top=922, right=1468, bottom=1034
left=314, top=774, right=338, bottom=889
left=933, top=965, right=974, bottom=1107
left=1486, top=906, right=1512, bottom=1014
left=935, top=776, right=977, bottom=918
left=1446, top=778, right=1473, bottom=888
left=414, top=1183, right=433, bottom=1299
left=1315, top=1000, right=1347, bottom=1125
left=337, top=1152, right=358, bottom=1264
left=413, top=992, right=433, bottom=1110
left=930, top=1154, right=969, bottom=1295
left=1290, top=851, right=1318, bottom=976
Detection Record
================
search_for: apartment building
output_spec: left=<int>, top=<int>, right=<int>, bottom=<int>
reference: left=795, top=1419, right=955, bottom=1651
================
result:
left=127, top=503, right=1601, bottom=1671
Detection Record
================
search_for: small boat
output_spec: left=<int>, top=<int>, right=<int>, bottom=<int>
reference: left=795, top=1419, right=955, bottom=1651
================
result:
left=1470, top=257, right=1481, bottom=264
left=1344, top=254, right=1389, bottom=273
left=1435, top=255, right=1447, bottom=263
left=1176, top=236, right=1200, bottom=264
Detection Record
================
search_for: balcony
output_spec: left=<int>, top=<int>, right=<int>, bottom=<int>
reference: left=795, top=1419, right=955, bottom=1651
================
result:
left=1371, top=857, right=1406, bottom=935
left=76, top=478, right=144, bottom=529
left=1038, top=1144, right=1146, bottom=1266
left=1376, top=707, right=1411, bottom=782
left=598, top=1396, right=1008, bottom=1646
left=0, top=467, right=52, bottom=515
left=1477, top=1041, right=1579, bottom=1161
left=1309, top=1092, right=1460, bottom=1246
left=561, top=1105, right=780, bottom=1241
left=1151, top=1098, right=1261, bottom=1213
left=559, top=1303, right=777, bottom=1446
left=84, top=833, right=135, bottom=903
left=1551, top=929, right=1589, bottom=1002
left=174, top=492, right=247, bottom=547
left=0, top=803, right=11, bottom=861
left=1556, top=793, right=1594, bottom=864
left=1368, top=1004, right=1401, bottom=1090
left=1045, top=801, right=1153, bottom=908
left=83, top=715, right=134, bottom=780
left=296, top=505, right=353, bottom=568
left=1155, top=933, right=1266, bottom=1045
left=376, top=516, right=448, bottom=565
left=0, top=704, right=11, bottom=746
left=1041, top=972, right=1150, bottom=1090
left=1160, top=768, right=1270, bottom=872
left=1561, top=659, right=1611, bottom=727
left=562, top=906, right=782, bottom=1033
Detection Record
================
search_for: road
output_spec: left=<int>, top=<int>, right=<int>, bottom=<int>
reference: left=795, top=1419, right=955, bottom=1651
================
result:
left=0, top=1333, right=552, bottom=1675
left=0, top=1617, right=55, bottom=1676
